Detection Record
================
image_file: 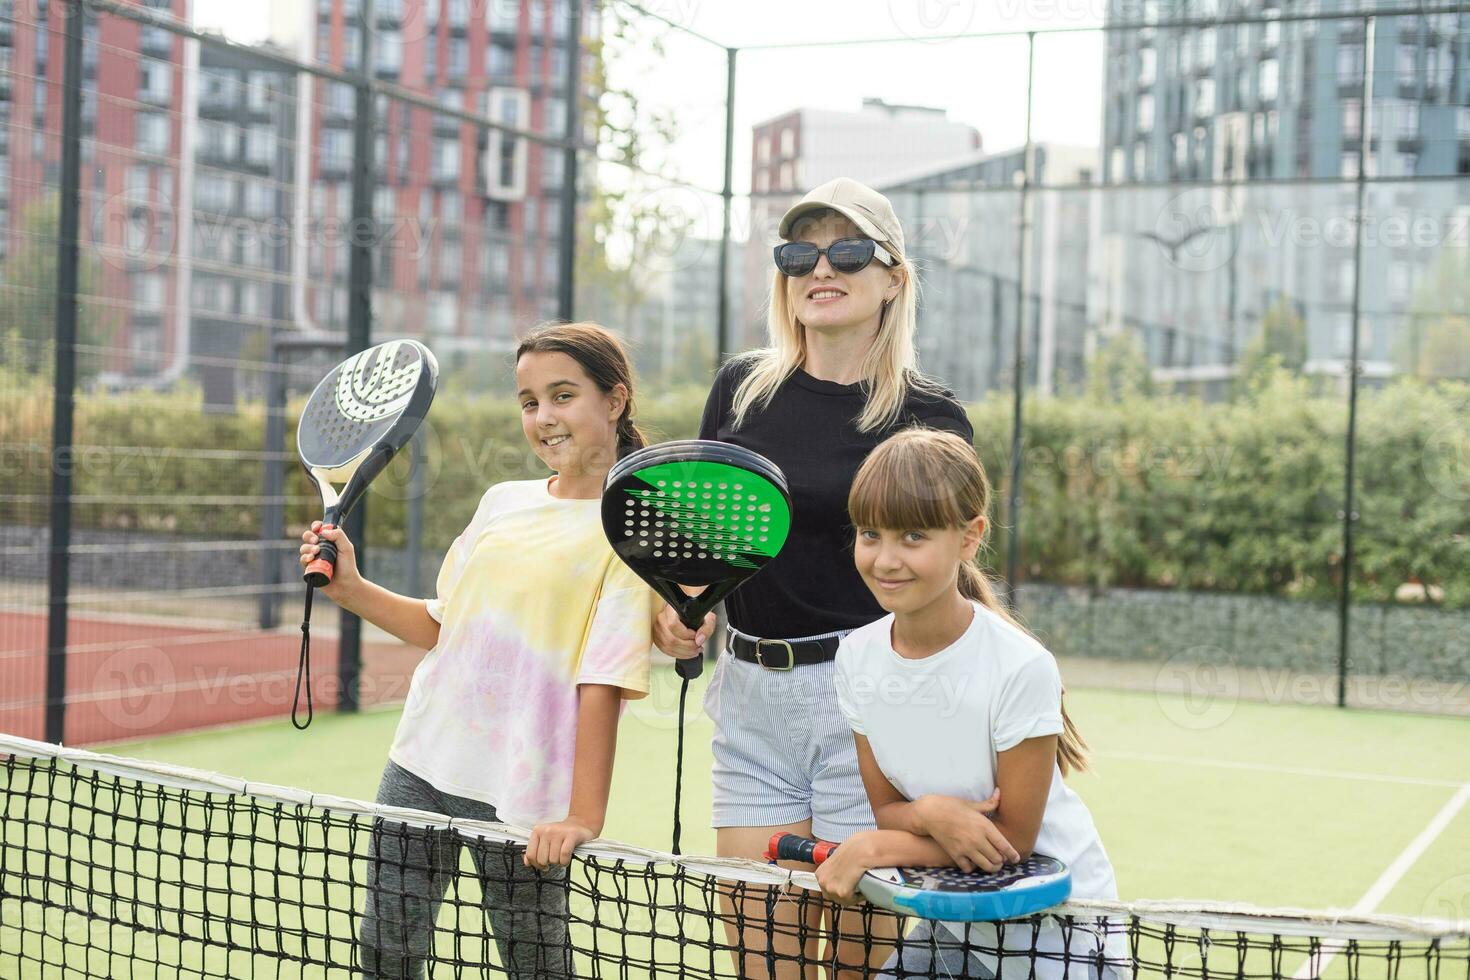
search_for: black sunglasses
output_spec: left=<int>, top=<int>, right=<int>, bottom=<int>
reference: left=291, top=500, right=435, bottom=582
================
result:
left=772, top=237, right=896, bottom=278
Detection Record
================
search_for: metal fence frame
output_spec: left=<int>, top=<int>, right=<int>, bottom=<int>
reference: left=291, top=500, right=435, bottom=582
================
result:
left=40, top=0, right=1470, bottom=740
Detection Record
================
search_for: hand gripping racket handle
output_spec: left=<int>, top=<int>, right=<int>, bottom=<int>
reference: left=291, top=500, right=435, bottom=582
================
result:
left=672, top=607, right=708, bottom=681
left=766, top=833, right=838, bottom=866
left=303, top=517, right=340, bottom=589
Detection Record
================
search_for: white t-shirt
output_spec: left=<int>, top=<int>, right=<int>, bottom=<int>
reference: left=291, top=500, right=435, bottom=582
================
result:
left=834, top=601, right=1121, bottom=980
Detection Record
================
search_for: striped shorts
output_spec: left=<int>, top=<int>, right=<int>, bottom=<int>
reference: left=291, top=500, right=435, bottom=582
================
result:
left=703, top=627, right=877, bottom=842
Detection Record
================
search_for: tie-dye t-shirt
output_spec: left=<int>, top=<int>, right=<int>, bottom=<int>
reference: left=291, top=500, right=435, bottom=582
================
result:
left=388, top=477, right=657, bottom=826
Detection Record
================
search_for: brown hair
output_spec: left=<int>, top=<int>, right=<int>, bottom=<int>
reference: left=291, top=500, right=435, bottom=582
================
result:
left=515, top=322, right=647, bottom=458
left=848, top=427, right=1090, bottom=776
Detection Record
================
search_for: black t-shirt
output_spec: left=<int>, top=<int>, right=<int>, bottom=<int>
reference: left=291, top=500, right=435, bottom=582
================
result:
left=698, top=358, right=974, bottom=639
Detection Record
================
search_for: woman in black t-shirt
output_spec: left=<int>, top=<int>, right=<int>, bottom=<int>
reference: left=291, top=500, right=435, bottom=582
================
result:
left=654, top=177, right=973, bottom=976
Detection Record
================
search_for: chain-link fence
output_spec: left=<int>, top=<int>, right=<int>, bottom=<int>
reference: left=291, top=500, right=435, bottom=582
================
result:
left=5, top=0, right=1469, bottom=744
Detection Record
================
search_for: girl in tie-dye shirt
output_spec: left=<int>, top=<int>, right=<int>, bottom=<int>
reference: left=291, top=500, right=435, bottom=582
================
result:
left=300, top=322, right=659, bottom=979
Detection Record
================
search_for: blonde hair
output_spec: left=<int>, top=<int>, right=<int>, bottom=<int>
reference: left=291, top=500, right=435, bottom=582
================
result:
left=848, top=428, right=1091, bottom=776
left=729, top=209, right=942, bottom=434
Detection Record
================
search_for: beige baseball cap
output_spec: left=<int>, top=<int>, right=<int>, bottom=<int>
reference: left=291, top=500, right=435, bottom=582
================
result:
left=777, top=177, right=905, bottom=258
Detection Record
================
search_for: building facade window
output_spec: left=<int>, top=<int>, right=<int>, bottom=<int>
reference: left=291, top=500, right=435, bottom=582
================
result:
left=1397, top=43, right=1418, bottom=83
left=1388, top=261, right=1412, bottom=303
left=1195, top=78, right=1215, bottom=117
left=139, top=61, right=172, bottom=103
left=1396, top=103, right=1419, bottom=140
left=135, top=113, right=170, bottom=155
left=1259, top=59, right=1278, bottom=102
left=433, top=138, right=460, bottom=182
left=246, top=125, right=274, bottom=166
left=199, top=119, right=234, bottom=158
left=379, top=31, right=403, bottom=73
left=247, top=72, right=271, bottom=112
left=488, top=43, right=515, bottom=78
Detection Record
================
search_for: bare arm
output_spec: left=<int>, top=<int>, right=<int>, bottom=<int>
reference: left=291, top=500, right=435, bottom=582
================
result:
left=855, top=733, right=1018, bottom=871
left=333, top=578, right=443, bottom=651
left=814, top=828, right=962, bottom=904
left=525, top=684, right=622, bottom=869
left=302, top=523, right=441, bottom=650
left=988, top=734, right=1058, bottom=858
left=856, top=734, right=929, bottom=834
left=844, top=829, right=955, bottom=868
left=564, top=684, right=622, bottom=835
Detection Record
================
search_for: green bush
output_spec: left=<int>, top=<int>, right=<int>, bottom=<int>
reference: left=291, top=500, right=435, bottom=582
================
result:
left=969, top=370, right=1470, bottom=606
left=3, top=371, right=1467, bottom=608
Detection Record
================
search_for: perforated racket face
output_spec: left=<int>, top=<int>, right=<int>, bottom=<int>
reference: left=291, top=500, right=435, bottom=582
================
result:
left=865, top=853, right=1072, bottom=922
left=607, top=459, right=792, bottom=582
left=298, top=340, right=433, bottom=469
left=873, top=855, right=1067, bottom=895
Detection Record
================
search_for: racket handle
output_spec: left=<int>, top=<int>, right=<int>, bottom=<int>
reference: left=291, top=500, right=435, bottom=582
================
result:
left=303, top=529, right=338, bottom=588
left=765, top=833, right=837, bottom=866
left=676, top=655, right=703, bottom=681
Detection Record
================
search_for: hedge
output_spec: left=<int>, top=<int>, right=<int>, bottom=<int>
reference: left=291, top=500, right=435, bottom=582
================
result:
left=3, top=370, right=1467, bottom=608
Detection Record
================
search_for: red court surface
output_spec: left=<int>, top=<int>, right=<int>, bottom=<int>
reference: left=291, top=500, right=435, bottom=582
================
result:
left=0, top=610, right=426, bottom=745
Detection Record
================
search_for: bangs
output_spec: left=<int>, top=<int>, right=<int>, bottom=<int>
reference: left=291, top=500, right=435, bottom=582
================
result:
left=848, top=436, right=974, bottom=531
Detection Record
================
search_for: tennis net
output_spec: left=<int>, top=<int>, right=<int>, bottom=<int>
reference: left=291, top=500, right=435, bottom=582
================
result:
left=1, top=734, right=1466, bottom=979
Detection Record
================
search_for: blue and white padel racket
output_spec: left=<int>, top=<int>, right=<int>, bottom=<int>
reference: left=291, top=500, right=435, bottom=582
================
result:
left=767, top=833, right=1072, bottom=922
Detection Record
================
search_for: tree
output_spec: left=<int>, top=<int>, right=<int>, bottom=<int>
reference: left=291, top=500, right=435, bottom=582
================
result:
left=574, top=2, right=700, bottom=383
left=1236, top=296, right=1307, bottom=391
left=1084, top=329, right=1156, bottom=401
left=0, top=194, right=116, bottom=381
left=1393, top=249, right=1470, bottom=381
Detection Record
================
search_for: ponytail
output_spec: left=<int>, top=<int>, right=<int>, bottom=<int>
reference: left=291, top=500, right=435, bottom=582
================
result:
left=957, top=558, right=1090, bottom=775
left=616, top=415, right=648, bottom=457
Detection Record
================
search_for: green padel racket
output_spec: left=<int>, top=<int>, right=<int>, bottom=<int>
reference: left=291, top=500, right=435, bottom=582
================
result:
left=602, top=440, right=793, bottom=681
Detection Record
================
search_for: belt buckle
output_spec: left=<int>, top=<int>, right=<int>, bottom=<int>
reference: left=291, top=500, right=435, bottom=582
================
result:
left=755, top=638, right=795, bottom=671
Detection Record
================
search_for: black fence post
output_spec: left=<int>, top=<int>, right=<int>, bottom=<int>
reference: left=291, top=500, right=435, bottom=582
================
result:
left=557, top=0, right=582, bottom=322
left=407, top=430, right=425, bottom=598
left=340, top=0, right=377, bottom=714
left=716, top=46, right=737, bottom=365
left=260, top=328, right=286, bottom=630
left=1338, top=16, right=1374, bottom=709
left=259, top=63, right=296, bottom=632
left=44, top=0, right=86, bottom=744
left=1004, top=32, right=1036, bottom=607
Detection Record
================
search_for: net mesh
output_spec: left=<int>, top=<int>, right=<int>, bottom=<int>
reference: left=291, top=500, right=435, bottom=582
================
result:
left=2, top=735, right=1466, bottom=979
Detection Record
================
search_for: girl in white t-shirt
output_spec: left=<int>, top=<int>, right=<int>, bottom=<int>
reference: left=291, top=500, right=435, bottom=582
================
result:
left=298, top=322, right=659, bottom=979
left=823, top=428, right=1120, bottom=980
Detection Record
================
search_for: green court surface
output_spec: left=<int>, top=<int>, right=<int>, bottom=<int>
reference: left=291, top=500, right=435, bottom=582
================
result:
left=89, top=668, right=1470, bottom=921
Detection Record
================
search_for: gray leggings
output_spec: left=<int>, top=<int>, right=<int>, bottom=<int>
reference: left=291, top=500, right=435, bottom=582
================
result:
left=358, top=762, right=572, bottom=979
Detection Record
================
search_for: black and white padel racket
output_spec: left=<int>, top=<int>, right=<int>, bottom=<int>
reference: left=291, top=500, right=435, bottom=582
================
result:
left=293, top=339, right=438, bottom=728
left=767, top=833, right=1072, bottom=922
left=601, top=439, right=792, bottom=852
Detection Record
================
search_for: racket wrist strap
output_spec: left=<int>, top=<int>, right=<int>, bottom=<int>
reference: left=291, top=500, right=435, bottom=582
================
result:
left=293, top=585, right=315, bottom=730
left=671, top=673, right=689, bottom=855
